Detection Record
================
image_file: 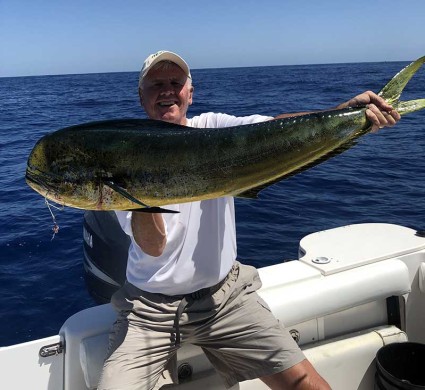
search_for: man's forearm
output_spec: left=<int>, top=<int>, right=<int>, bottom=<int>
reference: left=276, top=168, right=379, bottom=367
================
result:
left=131, top=213, right=167, bottom=257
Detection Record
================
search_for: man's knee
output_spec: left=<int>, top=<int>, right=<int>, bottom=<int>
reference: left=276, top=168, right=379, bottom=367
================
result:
left=260, top=359, right=331, bottom=390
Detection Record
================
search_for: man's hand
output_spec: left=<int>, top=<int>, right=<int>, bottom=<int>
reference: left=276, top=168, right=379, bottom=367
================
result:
left=337, top=91, right=401, bottom=131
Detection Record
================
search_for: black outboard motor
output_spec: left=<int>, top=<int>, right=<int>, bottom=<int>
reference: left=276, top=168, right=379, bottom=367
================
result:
left=83, top=211, right=130, bottom=303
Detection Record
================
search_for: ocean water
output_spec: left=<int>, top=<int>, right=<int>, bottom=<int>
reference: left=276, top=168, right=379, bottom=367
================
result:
left=1, top=61, right=424, bottom=347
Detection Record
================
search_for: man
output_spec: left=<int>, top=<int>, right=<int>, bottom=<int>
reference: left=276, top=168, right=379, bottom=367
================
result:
left=98, top=51, right=400, bottom=390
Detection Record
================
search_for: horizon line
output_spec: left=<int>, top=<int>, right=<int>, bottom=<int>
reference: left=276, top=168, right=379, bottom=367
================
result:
left=0, top=58, right=411, bottom=79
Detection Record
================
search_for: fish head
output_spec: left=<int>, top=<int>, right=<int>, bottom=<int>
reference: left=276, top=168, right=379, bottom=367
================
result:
left=25, top=133, right=100, bottom=209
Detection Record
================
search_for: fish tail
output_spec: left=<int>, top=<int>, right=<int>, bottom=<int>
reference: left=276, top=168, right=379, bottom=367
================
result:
left=396, top=99, right=425, bottom=115
left=378, top=55, right=425, bottom=116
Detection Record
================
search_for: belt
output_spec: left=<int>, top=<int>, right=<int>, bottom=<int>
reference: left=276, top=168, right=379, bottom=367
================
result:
left=173, top=277, right=229, bottom=347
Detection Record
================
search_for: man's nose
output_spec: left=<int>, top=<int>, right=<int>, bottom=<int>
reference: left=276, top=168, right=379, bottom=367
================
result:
left=159, top=89, right=174, bottom=96
left=159, top=83, right=175, bottom=95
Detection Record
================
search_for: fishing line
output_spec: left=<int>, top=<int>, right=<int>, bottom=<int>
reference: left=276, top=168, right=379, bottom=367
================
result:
left=45, top=198, right=63, bottom=240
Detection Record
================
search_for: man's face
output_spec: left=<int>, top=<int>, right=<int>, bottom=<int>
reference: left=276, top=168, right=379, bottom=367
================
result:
left=139, top=62, right=193, bottom=125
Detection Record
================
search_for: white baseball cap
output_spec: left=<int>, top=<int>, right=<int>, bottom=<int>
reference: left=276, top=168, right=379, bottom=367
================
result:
left=138, top=50, right=192, bottom=88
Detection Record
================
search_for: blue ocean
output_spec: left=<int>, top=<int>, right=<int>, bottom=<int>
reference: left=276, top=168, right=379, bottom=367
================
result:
left=0, top=61, right=424, bottom=347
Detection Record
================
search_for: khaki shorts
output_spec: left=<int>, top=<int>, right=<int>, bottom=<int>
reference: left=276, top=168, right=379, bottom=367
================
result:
left=98, top=262, right=305, bottom=389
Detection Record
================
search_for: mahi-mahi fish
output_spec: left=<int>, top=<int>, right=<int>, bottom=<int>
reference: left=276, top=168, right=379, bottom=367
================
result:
left=26, top=56, right=425, bottom=212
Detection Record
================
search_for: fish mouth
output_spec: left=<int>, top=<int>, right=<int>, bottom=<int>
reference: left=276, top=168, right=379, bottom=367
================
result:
left=25, top=165, right=61, bottom=195
left=26, top=167, right=46, bottom=188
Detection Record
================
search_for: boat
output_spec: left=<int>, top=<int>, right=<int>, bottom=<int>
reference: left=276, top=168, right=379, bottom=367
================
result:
left=1, top=220, right=425, bottom=389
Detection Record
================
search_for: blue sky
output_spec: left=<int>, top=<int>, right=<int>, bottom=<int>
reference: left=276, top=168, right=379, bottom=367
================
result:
left=1, top=0, right=424, bottom=77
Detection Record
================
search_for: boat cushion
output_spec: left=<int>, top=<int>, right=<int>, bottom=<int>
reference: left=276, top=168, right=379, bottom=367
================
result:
left=258, top=258, right=410, bottom=326
left=80, top=332, right=109, bottom=389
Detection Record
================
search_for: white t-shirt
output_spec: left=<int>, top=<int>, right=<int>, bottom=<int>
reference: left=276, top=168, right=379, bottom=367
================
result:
left=115, top=112, right=273, bottom=295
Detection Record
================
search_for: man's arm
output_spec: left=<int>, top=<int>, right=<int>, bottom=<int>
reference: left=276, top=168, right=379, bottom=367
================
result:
left=273, top=91, right=401, bottom=131
left=131, top=213, right=166, bottom=257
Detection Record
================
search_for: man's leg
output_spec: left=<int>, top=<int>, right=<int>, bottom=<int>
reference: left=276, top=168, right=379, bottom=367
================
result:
left=97, top=310, right=178, bottom=390
left=260, top=359, right=331, bottom=390
left=184, top=263, right=318, bottom=389
left=98, top=283, right=179, bottom=390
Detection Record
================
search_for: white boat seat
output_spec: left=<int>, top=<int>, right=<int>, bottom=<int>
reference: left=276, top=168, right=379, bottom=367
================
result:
left=258, top=258, right=410, bottom=327
left=80, top=332, right=109, bottom=389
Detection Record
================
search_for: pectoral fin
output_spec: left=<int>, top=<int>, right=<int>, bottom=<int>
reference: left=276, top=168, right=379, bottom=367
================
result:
left=103, top=180, right=179, bottom=214
left=126, top=207, right=179, bottom=214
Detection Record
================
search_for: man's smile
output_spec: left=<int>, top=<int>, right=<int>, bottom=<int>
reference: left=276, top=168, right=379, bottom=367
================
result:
left=158, top=100, right=178, bottom=107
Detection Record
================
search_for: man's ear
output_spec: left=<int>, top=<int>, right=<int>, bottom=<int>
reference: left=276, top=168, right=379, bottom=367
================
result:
left=138, top=88, right=144, bottom=106
left=189, top=85, right=194, bottom=105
